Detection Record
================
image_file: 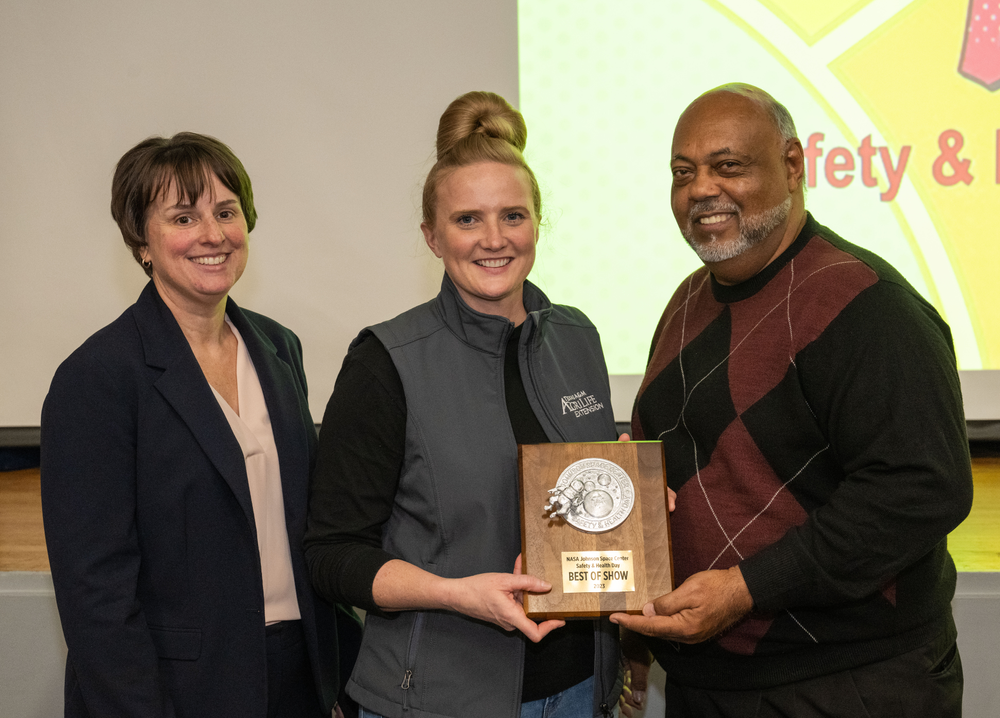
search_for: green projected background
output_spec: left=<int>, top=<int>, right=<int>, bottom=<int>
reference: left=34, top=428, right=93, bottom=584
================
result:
left=519, top=0, right=1000, bottom=375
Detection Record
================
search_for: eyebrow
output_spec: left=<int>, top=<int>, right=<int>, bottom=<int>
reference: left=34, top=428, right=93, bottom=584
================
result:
left=165, top=198, right=239, bottom=211
left=448, top=204, right=530, bottom=217
left=671, top=147, right=753, bottom=163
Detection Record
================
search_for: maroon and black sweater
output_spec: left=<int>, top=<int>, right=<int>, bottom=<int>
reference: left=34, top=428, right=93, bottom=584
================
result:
left=632, top=214, right=973, bottom=690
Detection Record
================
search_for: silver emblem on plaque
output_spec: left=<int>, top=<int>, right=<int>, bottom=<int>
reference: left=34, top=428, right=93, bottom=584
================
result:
left=543, top=458, right=635, bottom=533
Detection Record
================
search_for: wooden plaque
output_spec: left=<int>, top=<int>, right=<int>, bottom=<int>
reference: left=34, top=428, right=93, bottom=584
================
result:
left=518, top=441, right=673, bottom=619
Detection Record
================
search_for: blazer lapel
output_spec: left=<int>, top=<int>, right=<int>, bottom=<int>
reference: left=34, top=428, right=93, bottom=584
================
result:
left=225, top=300, right=312, bottom=525
left=132, top=282, right=257, bottom=526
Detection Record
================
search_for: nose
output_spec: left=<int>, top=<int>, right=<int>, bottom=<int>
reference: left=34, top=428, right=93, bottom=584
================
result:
left=688, top=168, right=721, bottom=201
left=199, top=218, right=226, bottom=244
left=482, top=219, right=506, bottom=250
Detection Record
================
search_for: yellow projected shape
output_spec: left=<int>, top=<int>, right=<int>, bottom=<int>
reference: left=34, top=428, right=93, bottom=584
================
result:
left=949, top=456, right=1000, bottom=571
left=761, top=0, right=875, bottom=45
left=833, top=0, right=1000, bottom=368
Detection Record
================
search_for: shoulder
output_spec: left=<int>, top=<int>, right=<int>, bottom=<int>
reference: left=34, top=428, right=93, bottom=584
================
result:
left=538, top=303, right=608, bottom=355
left=238, top=307, right=299, bottom=346
left=545, top=303, right=598, bottom=332
left=787, top=221, right=954, bottom=365
left=840, top=279, right=953, bottom=355
left=337, top=331, right=405, bottom=410
left=232, top=305, right=305, bottom=368
left=534, top=303, right=611, bottom=386
left=365, top=297, right=443, bottom=350
left=345, top=331, right=397, bottom=382
left=51, top=305, right=144, bottom=384
left=44, top=305, right=147, bottom=427
left=794, top=219, right=944, bottom=331
left=349, top=331, right=393, bottom=365
left=794, top=218, right=924, bottom=301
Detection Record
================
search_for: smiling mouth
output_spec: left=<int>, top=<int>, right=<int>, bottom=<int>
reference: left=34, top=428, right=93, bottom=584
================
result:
left=698, top=213, right=733, bottom=226
left=475, top=258, right=511, bottom=268
left=191, top=255, right=227, bottom=266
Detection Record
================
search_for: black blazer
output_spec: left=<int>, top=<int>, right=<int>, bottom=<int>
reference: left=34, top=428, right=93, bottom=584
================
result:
left=41, top=282, right=343, bottom=717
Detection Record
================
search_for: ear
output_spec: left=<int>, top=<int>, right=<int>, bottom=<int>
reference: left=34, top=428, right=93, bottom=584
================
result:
left=421, top=222, right=443, bottom=258
left=784, top=138, right=805, bottom=191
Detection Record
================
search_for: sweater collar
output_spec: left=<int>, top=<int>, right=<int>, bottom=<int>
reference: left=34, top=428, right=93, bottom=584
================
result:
left=710, top=212, right=819, bottom=304
left=435, top=272, right=552, bottom=356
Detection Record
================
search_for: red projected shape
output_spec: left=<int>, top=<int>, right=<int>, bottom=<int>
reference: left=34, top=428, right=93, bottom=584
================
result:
left=960, top=0, right=1000, bottom=90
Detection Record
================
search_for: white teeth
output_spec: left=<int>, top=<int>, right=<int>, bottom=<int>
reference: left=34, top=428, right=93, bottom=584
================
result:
left=698, top=214, right=730, bottom=225
left=192, top=255, right=226, bottom=265
left=476, top=258, right=511, bottom=268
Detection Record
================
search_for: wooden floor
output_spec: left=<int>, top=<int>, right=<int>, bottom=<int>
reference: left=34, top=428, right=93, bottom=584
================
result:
left=0, top=469, right=47, bottom=571
left=2, top=462, right=998, bottom=572
left=949, top=456, right=1000, bottom=571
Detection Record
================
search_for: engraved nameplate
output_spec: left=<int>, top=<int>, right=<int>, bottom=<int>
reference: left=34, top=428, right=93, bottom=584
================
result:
left=562, top=550, right=636, bottom=594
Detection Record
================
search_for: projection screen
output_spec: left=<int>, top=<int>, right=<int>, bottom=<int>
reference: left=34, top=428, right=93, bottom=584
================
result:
left=518, top=0, right=1000, bottom=426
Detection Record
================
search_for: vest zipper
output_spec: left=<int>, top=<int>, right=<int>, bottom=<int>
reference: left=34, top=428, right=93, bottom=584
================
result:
left=401, top=612, right=426, bottom=709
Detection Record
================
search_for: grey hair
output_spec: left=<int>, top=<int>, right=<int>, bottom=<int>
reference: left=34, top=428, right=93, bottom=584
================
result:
left=707, top=83, right=797, bottom=143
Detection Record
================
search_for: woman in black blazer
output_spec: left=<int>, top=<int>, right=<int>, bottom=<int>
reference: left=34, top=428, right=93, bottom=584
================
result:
left=41, top=133, right=354, bottom=718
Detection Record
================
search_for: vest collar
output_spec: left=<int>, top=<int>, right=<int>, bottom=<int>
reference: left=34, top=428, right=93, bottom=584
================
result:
left=436, top=273, right=552, bottom=356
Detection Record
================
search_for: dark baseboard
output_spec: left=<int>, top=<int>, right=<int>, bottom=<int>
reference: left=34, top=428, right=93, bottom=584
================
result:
left=0, top=427, right=40, bottom=448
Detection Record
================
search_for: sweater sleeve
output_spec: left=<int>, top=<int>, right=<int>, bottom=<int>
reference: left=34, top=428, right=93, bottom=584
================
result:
left=304, top=333, right=406, bottom=612
left=739, top=281, right=974, bottom=611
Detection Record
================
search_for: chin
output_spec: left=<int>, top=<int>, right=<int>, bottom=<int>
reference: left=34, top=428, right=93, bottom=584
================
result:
left=690, top=237, right=752, bottom=264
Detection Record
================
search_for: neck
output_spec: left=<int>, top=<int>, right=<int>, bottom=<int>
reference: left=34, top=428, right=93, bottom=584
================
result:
left=153, top=277, right=230, bottom=349
left=503, top=299, right=528, bottom=326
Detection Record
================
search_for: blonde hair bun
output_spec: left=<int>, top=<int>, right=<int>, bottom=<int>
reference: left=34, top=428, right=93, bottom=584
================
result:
left=422, top=90, right=541, bottom=227
left=435, top=91, right=528, bottom=160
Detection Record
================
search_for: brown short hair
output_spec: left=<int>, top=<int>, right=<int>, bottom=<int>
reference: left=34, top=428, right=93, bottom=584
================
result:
left=110, top=132, right=257, bottom=276
left=422, top=91, right=541, bottom=229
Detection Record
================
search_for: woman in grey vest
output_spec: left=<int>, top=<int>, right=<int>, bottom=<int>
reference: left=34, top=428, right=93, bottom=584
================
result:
left=305, top=92, right=627, bottom=718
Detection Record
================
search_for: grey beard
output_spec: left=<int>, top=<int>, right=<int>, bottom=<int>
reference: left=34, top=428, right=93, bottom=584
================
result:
left=682, top=196, right=792, bottom=263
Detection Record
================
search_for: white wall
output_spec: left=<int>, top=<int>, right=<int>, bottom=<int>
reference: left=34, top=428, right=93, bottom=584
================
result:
left=0, top=0, right=517, bottom=426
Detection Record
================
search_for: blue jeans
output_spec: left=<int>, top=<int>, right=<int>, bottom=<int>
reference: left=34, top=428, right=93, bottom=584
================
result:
left=358, top=675, right=602, bottom=718
left=520, top=676, right=597, bottom=718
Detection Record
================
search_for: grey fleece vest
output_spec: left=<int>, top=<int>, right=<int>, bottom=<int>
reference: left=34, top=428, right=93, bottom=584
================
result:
left=346, top=276, right=622, bottom=718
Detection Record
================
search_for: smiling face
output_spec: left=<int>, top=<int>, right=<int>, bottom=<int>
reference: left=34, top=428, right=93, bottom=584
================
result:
left=141, top=172, right=248, bottom=316
left=421, top=162, right=538, bottom=323
left=670, top=91, right=805, bottom=284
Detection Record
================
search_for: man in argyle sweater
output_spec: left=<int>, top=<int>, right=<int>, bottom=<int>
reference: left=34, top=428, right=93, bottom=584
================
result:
left=610, top=84, right=973, bottom=717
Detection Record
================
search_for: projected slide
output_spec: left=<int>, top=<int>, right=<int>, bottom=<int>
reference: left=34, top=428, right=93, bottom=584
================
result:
left=519, top=0, right=999, bottom=374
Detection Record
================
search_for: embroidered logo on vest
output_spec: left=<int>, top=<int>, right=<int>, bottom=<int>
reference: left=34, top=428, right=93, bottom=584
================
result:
left=561, top=390, right=604, bottom=418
